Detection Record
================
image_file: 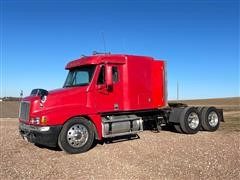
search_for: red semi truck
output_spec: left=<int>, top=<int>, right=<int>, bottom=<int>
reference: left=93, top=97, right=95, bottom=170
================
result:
left=19, top=54, right=223, bottom=153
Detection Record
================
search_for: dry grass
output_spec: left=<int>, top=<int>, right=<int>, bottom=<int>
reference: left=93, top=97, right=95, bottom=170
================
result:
left=221, top=111, right=240, bottom=132
left=0, top=101, right=20, bottom=118
left=171, top=97, right=240, bottom=111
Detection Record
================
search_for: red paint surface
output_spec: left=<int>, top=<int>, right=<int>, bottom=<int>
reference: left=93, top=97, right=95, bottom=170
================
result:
left=20, top=54, right=166, bottom=140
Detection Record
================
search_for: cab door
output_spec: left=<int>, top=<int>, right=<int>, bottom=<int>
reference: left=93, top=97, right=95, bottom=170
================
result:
left=94, top=64, right=123, bottom=113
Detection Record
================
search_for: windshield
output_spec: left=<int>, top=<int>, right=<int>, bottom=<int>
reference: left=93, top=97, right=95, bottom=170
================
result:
left=63, top=65, right=96, bottom=88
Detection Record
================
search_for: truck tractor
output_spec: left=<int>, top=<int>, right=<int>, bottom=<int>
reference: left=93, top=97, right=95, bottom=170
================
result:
left=19, top=54, right=223, bottom=153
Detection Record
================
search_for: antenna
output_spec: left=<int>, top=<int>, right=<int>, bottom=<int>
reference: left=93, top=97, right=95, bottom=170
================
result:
left=101, top=31, right=106, bottom=53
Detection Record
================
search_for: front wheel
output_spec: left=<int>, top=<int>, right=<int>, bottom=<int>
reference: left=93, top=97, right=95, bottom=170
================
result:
left=58, top=117, right=95, bottom=154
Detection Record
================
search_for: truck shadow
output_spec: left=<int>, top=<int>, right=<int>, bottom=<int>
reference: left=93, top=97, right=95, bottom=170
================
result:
left=98, top=134, right=140, bottom=145
left=34, top=143, right=62, bottom=151
left=34, top=134, right=140, bottom=152
left=34, top=129, right=182, bottom=153
left=147, top=126, right=184, bottom=134
left=161, top=126, right=179, bottom=133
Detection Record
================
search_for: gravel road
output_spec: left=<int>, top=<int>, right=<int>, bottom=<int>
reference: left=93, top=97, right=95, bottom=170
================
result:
left=0, top=116, right=239, bottom=180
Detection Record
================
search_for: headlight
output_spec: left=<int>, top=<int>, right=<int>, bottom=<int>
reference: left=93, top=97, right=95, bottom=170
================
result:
left=30, top=116, right=47, bottom=125
left=30, top=117, right=40, bottom=125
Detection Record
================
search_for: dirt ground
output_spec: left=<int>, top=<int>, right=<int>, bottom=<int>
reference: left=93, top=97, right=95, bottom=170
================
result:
left=0, top=98, right=239, bottom=179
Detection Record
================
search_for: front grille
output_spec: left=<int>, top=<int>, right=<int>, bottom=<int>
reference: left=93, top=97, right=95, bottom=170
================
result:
left=19, top=101, right=30, bottom=121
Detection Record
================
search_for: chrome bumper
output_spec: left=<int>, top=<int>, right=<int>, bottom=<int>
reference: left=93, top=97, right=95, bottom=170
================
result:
left=19, top=122, right=50, bottom=132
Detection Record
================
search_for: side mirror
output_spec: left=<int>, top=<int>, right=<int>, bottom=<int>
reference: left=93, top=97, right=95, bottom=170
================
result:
left=105, top=65, right=113, bottom=88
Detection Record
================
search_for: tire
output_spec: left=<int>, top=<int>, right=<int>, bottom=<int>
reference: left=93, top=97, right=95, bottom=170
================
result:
left=197, top=107, right=204, bottom=115
left=197, top=107, right=204, bottom=130
left=200, top=107, right=220, bottom=131
left=174, top=124, right=183, bottom=133
left=58, top=117, right=95, bottom=154
left=180, top=107, right=200, bottom=134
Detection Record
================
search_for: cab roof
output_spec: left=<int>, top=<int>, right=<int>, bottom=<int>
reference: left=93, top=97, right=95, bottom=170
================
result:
left=65, top=54, right=154, bottom=69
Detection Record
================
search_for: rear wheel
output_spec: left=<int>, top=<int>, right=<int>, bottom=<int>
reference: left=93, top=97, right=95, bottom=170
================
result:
left=174, top=124, right=183, bottom=133
left=200, top=107, right=220, bottom=131
left=180, top=107, right=200, bottom=134
left=58, top=117, right=95, bottom=154
left=197, top=107, right=204, bottom=130
left=197, top=107, right=204, bottom=115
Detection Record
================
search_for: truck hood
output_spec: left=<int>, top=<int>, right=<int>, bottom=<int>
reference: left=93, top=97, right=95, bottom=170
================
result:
left=23, top=86, right=89, bottom=115
left=22, top=88, right=80, bottom=102
left=48, top=87, right=85, bottom=96
left=20, top=86, right=90, bottom=125
left=22, top=86, right=88, bottom=108
left=46, top=87, right=88, bottom=105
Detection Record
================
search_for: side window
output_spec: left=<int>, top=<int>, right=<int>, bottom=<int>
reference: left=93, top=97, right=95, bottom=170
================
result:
left=112, top=66, right=119, bottom=83
left=97, top=66, right=105, bottom=84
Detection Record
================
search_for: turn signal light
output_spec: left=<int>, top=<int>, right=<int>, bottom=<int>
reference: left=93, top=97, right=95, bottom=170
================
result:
left=40, top=116, right=47, bottom=125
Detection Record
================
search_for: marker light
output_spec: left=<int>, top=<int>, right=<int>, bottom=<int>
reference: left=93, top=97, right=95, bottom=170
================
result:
left=40, top=116, right=47, bottom=125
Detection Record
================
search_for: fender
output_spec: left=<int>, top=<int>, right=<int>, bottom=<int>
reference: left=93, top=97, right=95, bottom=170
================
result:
left=32, top=104, right=103, bottom=140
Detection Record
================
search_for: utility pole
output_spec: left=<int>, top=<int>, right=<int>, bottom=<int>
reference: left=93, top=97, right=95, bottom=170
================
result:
left=177, top=81, right=179, bottom=101
left=20, top=90, right=23, bottom=101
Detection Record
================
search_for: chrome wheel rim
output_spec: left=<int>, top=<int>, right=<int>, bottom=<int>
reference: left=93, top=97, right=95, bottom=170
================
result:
left=187, top=112, right=199, bottom=129
left=67, top=124, right=89, bottom=148
left=208, top=111, right=219, bottom=127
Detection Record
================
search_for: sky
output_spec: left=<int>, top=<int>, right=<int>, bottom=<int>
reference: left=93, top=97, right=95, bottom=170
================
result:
left=0, top=0, right=239, bottom=100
